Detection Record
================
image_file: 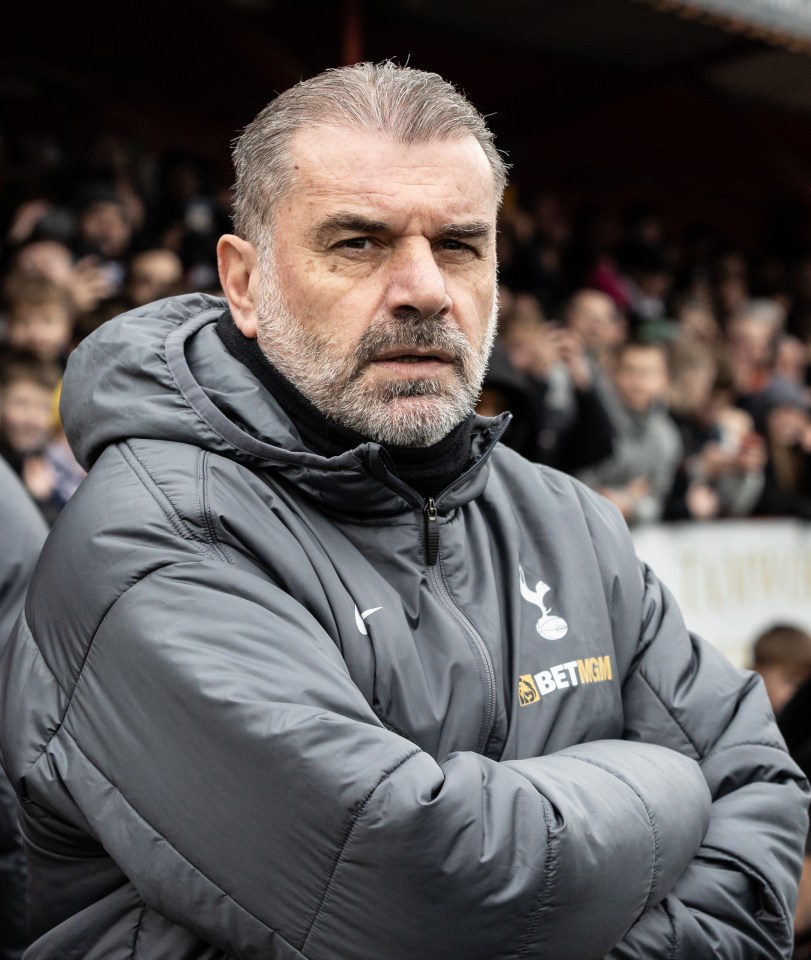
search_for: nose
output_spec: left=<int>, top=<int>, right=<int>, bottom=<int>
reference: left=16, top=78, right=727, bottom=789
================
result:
left=385, top=240, right=452, bottom=320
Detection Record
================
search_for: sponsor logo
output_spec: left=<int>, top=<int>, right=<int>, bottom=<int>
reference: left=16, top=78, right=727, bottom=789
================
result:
left=519, top=567, right=568, bottom=640
left=354, top=606, right=382, bottom=636
left=518, top=655, right=613, bottom=706
left=518, top=674, right=541, bottom=706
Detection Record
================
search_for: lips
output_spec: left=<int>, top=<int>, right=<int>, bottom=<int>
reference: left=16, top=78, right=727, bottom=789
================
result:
left=372, top=348, right=454, bottom=364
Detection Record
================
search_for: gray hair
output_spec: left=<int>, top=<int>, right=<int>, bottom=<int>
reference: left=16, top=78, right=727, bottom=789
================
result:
left=232, top=61, right=508, bottom=245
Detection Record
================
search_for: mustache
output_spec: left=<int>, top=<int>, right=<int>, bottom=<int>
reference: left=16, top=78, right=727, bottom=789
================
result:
left=351, top=315, right=472, bottom=370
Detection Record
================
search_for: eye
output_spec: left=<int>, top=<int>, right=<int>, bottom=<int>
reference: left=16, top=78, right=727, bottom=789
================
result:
left=335, top=236, right=376, bottom=251
left=436, top=238, right=479, bottom=261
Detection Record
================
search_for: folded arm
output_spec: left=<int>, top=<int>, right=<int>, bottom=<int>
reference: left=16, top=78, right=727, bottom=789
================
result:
left=7, top=559, right=712, bottom=960
left=606, top=564, right=810, bottom=959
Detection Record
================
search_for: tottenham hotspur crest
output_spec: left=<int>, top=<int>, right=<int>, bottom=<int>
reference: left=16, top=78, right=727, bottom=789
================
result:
left=519, top=567, right=568, bottom=640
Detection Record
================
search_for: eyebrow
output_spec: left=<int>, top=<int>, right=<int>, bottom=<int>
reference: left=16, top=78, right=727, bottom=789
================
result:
left=313, top=213, right=390, bottom=244
left=437, top=221, right=493, bottom=242
left=313, top=213, right=494, bottom=245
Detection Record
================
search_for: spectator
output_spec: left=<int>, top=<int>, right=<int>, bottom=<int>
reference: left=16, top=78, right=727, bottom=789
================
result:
left=621, top=243, right=673, bottom=326
left=0, top=352, right=63, bottom=523
left=727, top=298, right=785, bottom=401
left=476, top=339, right=541, bottom=460
left=751, top=623, right=811, bottom=716
left=3, top=276, right=75, bottom=366
left=124, top=248, right=184, bottom=308
left=666, top=342, right=765, bottom=520
left=577, top=339, right=682, bottom=524
left=751, top=624, right=811, bottom=957
left=775, top=674, right=811, bottom=958
left=9, top=240, right=115, bottom=315
left=562, top=288, right=627, bottom=377
left=751, top=376, right=811, bottom=520
left=676, top=297, right=722, bottom=346
left=498, top=297, right=614, bottom=470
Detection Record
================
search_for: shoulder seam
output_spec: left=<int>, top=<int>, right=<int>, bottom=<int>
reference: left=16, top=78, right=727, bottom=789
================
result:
left=118, top=441, right=220, bottom=561
left=196, top=449, right=233, bottom=564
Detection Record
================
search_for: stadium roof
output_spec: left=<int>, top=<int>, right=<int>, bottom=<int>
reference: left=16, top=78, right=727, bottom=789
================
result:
left=6, top=0, right=811, bottom=241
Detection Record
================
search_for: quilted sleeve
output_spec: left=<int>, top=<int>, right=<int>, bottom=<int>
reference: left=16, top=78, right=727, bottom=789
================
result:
left=606, top=563, right=810, bottom=959
left=3, top=555, right=712, bottom=960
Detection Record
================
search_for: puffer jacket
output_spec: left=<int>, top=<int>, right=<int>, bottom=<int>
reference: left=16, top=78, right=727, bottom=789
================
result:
left=0, top=294, right=807, bottom=960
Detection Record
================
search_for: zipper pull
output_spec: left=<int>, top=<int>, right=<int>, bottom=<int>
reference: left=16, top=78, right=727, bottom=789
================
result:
left=424, top=498, right=439, bottom=566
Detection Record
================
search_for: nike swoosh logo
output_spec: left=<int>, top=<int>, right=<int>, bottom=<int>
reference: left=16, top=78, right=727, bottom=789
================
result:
left=354, top=606, right=383, bottom=635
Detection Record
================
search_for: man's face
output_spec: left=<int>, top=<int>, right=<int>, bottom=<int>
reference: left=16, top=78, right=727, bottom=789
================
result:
left=0, top=380, right=54, bottom=454
left=567, top=292, right=623, bottom=354
left=614, top=346, right=669, bottom=413
left=253, top=126, right=499, bottom=447
left=8, top=302, right=73, bottom=362
left=127, top=251, right=183, bottom=306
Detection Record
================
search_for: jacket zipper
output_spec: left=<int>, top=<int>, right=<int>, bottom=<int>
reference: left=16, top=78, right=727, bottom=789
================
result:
left=424, top=498, right=440, bottom=566
left=425, top=553, right=497, bottom=755
left=421, top=493, right=498, bottom=756
left=376, top=419, right=511, bottom=756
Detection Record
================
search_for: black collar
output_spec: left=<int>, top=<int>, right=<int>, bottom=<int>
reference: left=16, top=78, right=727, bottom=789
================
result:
left=216, top=312, right=474, bottom=498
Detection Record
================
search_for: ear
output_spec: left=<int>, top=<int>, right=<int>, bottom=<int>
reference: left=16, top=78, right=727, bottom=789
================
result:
left=217, top=234, right=260, bottom=338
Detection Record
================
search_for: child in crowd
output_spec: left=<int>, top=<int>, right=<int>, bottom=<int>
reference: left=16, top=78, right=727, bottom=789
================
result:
left=4, top=276, right=75, bottom=367
left=0, top=352, right=82, bottom=523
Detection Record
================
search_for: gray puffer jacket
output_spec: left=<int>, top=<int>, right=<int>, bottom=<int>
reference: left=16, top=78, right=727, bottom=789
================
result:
left=0, top=295, right=807, bottom=960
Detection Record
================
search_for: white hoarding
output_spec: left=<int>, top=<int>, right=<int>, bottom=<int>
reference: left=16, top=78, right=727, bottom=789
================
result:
left=632, top=519, right=811, bottom=667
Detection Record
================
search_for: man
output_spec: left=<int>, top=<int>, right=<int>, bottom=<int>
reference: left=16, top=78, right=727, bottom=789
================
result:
left=577, top=339, right=682, bottom=525
left=0, top=63, right=806, bottom=960
left=563, top=288, right=627, bottom=370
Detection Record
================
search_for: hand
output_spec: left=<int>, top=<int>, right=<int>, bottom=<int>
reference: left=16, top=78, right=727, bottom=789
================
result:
left=698, top=442, right=736, bottom=480
left=598, top=478, right=650, bottom=521
left=733, top=433, right=766, bottom=472
left=23, top=455, right=56, bottom=502
left=7, top=199, right=52, bottom=244
left=69, top=257, right=115, bottom=311
left=556, top=328, right=592, bottom=390
left=686, top=482, right=720, bottom=519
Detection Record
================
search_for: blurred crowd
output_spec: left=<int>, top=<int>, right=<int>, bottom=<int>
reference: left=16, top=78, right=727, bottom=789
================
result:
left=1, top=131, right=811, bottom=526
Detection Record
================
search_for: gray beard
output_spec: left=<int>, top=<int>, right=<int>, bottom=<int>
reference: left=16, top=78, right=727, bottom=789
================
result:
left=254, top=259, right=497, bottom=448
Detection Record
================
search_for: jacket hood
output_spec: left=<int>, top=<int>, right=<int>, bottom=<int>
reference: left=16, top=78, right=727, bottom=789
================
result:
left=61, top=294, right=507, bottom=513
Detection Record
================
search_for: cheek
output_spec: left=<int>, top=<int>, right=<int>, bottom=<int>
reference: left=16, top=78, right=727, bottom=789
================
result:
left=450, top=275, right=496, bottom=332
